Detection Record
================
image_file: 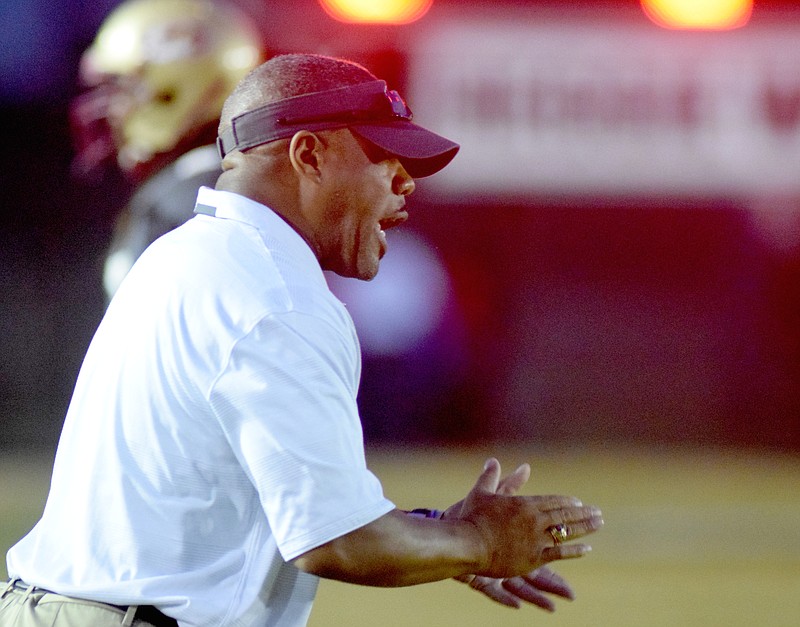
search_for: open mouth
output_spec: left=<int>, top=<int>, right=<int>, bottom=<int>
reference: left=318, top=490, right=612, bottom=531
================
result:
left=379, top=212, right=408, bottom=232
left=377, top=210, right=408, bottom=257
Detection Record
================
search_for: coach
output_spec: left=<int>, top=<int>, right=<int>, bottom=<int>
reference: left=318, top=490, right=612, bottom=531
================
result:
left=2, top=54, right=602, bottom=626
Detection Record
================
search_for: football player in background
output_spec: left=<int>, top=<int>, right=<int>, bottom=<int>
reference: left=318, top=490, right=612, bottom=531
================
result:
left=70, top=0, right=264, bottom=299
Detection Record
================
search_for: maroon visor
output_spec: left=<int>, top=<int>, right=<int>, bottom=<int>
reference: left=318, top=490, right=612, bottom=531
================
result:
left=216, top=80, right=459, bottom=178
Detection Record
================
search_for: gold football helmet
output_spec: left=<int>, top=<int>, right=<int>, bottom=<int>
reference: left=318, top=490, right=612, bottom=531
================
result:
left=72, top=0, right=263, bottom=180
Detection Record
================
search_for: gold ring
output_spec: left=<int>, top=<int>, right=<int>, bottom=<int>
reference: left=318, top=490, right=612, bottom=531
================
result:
left=548, top=524, right=569, bottom=544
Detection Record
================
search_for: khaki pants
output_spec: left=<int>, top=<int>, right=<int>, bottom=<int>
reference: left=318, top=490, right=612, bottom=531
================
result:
left=0, top=580, right=160, bottom=627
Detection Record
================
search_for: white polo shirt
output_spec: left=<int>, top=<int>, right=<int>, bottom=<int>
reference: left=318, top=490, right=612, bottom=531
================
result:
left=7, top=187, right=395, bottom=626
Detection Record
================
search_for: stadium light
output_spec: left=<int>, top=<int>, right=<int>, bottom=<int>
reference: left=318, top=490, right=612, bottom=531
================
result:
left=318, top=0, right=433, bottom=24
left=641, top=0, right=752, bottom=30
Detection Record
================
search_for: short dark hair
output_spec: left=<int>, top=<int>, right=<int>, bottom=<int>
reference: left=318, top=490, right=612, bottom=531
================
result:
left=219, top=54, right=377, bottom=133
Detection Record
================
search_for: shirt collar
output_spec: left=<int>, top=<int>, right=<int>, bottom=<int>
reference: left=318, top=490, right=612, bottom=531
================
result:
left=193, top=186, right=321, bottom=272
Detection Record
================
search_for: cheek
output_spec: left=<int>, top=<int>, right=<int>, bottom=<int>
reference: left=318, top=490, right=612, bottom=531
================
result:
left=342, top=180, right=383, bottom=225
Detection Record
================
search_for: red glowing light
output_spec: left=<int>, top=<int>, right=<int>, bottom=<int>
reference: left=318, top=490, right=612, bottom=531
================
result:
left=641, top=0, right=752, bottom=30
left=318, top=0, right=433, bottom=25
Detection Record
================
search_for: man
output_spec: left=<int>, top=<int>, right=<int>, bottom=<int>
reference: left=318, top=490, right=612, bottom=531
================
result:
left=2, top=54, right=602, bottom=626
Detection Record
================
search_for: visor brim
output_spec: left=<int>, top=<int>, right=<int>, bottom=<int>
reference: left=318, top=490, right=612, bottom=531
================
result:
left=350, top=121, right=459, bottom=178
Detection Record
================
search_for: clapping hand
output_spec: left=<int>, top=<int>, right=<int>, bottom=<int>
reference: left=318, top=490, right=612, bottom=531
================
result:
left=444, top=459, right=591, bottom=611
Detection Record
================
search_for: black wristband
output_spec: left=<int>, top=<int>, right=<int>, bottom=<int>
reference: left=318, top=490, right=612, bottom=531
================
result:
left=406, top=508, right=444, bottom=519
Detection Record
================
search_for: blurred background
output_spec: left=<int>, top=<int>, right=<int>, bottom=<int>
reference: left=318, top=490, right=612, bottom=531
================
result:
left=2, top=0, right=800, bottom=453
left=1, top=0, right=799, bottom=624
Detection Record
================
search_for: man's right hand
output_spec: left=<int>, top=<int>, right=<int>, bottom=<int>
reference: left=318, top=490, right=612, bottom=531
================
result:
left=292, top=458, right=601, bottom=589
left=455, top=458, right=603, bottom=578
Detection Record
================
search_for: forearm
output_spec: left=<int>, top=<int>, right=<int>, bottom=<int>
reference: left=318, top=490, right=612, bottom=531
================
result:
left=291, top=509, right=487, bottom=587
left=291, top=460, right=603, bottom=588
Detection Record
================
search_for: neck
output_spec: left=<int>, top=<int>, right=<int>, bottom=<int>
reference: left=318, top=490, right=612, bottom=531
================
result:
left=216, top=165, right=323, bottom=262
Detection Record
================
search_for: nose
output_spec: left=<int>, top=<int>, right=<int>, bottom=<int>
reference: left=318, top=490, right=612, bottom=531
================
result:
left=393, top=162, right=416, bottom=196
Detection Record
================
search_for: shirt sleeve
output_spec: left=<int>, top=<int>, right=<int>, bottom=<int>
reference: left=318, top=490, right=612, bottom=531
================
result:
left=208, top=310, right=395, bottom=561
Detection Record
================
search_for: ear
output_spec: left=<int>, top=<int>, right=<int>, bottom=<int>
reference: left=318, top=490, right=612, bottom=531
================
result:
left=288, top=130, right=325, bottom=180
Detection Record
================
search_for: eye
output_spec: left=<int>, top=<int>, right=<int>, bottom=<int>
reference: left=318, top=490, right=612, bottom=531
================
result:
left=353, top=133, right=393, bottom=164
left=365, top=143, right=392, bottom=164
left=155, top=89, right=176, bottom=104
left=368, top=144, right=393, bottom=165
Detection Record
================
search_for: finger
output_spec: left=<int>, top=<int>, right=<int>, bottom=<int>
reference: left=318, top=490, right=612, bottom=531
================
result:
left=540, top=543, right=592, bottom=564
left=502, top=577, right=557, bottom=612
left=470, top=577, right=522, bottom=609
left=455, top=574, right=522, bottom=609
left=524, top=567, right=575, bottom=600
left=556, top=519, right=603, bottom=543
left=543, top=506, right=604, bottom=540
left=472, top=458, right=502, bottom=495
left=529, top=495, right=584, bottom=509
left=496, top=463, right=531, bottom=496
left=543, top=505, right=603, bottom=529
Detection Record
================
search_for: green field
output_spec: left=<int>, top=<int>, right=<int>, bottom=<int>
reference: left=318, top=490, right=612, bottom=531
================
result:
left=3, top=444, right=799, bottom=626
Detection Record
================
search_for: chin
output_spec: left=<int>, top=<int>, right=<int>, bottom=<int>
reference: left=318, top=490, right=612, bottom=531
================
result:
left=329, top=266, right=377, bottom=282
left=354, top=262, right=380, bottom=282
left=348, top=266, right=378, bottom=282
left=327, top=251, right=380, bottom=281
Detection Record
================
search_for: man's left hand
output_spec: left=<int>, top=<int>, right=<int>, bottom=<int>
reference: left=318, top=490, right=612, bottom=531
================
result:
left=454, top=565, right=574, bottom=610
